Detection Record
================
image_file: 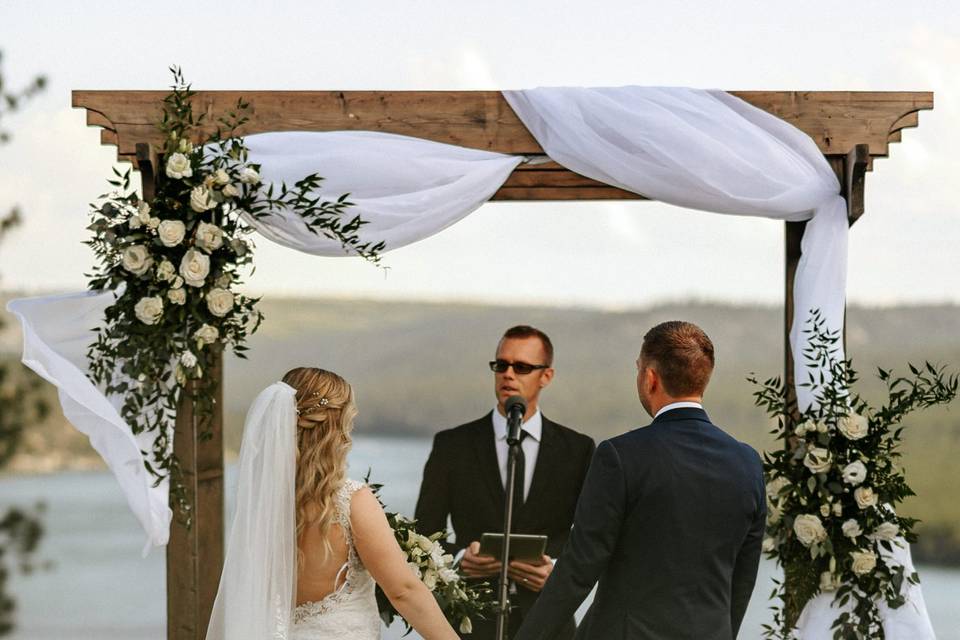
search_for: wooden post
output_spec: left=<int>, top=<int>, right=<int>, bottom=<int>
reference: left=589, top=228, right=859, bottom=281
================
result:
left=165, top=331, right=226, bottom=637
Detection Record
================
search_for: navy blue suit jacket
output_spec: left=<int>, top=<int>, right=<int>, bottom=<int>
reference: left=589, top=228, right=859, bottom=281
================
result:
left=514, top=407, right=765, bottom=640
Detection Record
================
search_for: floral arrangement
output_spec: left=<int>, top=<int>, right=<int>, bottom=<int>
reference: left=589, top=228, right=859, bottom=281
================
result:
left=85, top=68, right=383, bottom=522
left=752, top=312, right=957, bottom=639
left=367, top=478, right=493, bottom=634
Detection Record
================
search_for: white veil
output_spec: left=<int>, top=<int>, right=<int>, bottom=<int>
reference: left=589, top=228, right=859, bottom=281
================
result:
left=206, top=381, right=299, bottom=640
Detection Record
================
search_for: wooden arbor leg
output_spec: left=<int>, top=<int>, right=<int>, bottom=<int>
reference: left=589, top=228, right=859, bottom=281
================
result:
left=166, top=348, right=225, bottom=639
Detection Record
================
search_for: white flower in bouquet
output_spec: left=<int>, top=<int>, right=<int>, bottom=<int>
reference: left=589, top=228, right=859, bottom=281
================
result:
left=854, top=486, right=878, bottom=510
left=156, top=260, right=176, bottom=282
left=842, top=519, right=863, bottom=538
left=423, top=569, right=438, bottom=591
left=129, top=214, right=143, bottom=230
left=238, top=166, right=261, bottom=184
left=180, top=351, right=198, bottom=368
left=121, top=245, right=154, bottom=276
left=206, top=288, right=235, bottom=317
left=171, top=275, right=184, bottom=289
left=138, top=201, right=152, bottom=225
left=842, top=460, right=868, bottom=486
left=459, top=617, right=473, bottom=635
left=215, top=273, right=232, bottom=288
left=417, top=534, right=434, bottom=553
left=850, top=550, right=878, bottom=576
left=179, top=249, right=210, bottom=287
left=816, top=421, right=829, bottom=433
left=165, top=152, right=193, bottom=179
left=190, top=186, right=217, bottom=213
left=213, top=168, right=231, bottom=186
left=167, top=288, right=186, bottom=305
left=222, top=183, right=241, bottom=198
left=803, top=447, right=832, bottom=474
left=767, top=500, right=782, bottom=524
left=438, top=567, right=459, bottom=585
left=148, top=216, right=161, bottom=230
left=820, top=504, right=830, bottom=517
left=193, top=323, right=219, bottom=347
left=230, top=237, right=249, bottom=256
left=195, top=222, right=224, bottom=252
left=869, top=521, right=899, bottom=542
left=819, top=570, right=842, bottom=592
left=765, top=476, right=790, bottom=501
left=158, top=220, right=186, bottom=247
left=838, top=413, right=870, bottom=440
left=832, top=502, right=843, bottom=517
left=762, top=536, right=776, bottom=552
left=178, top=138, right=193, bottom=153
left=793, top=514, right=827, bottom=547
left=134, top=296, right=163, bottom=325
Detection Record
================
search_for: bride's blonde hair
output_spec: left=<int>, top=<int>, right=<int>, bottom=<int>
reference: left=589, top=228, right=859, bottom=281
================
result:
left=281, top=367, right=357, bottom=564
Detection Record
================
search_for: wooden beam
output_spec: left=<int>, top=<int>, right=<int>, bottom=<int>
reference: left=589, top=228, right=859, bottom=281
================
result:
left=843, top=144, right=870, bottom=224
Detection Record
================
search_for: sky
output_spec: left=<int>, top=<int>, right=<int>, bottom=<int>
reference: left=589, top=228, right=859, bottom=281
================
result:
left=0, top=0, right=958, bottom=308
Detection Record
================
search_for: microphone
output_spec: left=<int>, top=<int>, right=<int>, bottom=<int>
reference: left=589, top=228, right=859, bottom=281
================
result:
left=505, top=395, right=527, bottom=445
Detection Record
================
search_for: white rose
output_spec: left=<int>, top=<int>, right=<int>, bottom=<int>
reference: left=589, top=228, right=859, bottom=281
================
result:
left=121, top=245, right=153, bottom=276
left=854, top=486, right=878, bottom=510
left=134, top=296, right=163, bottom=325
left=819, top=571, right=842, bottom=592
left=206, top=288, right=234, bottom=317
left=459, top=617, right=473, bottom=635
left=222, top=183, right=240, bottom=198
left=838, top=413, right=870, bottom=440
left=190, top=186, right=216, bottom=213
left=765, top=476, right=790, bottom=501
left=156, top=260, right=176, bottom=282
left=180, top=351, right=198, bottom=368
left=165, top=152, right=193, bottom=180
left=193, top=323, right=219, bottom=347
left=167, top=288, right=186, bottom=305
left=179, top=249, right=210, bottom=287
left=842, top=519, right=863, bottom=538
left=869, top=521, right=899, bottom=542
left=820, top=504, right=830, bottom=517
left=158, top=220, right=186, bottom=247
left=803, top=447, right=832, bottom=474
left=793, top=514, right=827, bottom=547
left=238, top=166, right=260, bottom=184
left=213, top=169, right=230, bottom=186
left=832, top=502, right=843, bottom=517
left=842, top=461, right=868, bottom=486
left=195, top=222, right=224, bottom=252
left=148, top=216, right=160, bottom=230
left=762, top=536, right=776, bottom=553
left=850, top=550, right=877, bottom=576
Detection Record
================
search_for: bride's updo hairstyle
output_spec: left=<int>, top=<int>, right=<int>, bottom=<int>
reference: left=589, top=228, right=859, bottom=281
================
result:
left=281, top=367, right=357, bottom=562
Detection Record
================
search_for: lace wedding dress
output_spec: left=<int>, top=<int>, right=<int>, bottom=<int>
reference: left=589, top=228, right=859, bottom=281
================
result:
left=291, top=479, right=381, bottom=639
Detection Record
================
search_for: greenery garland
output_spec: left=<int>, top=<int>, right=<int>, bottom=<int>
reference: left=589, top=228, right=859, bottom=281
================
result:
left=85, top=68, right=383, bottom=524
left=752, top=312, right=956, bottom=638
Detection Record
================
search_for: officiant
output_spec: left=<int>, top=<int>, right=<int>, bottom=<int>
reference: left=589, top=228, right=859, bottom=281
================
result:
left=415, top=325, right=595, bottom=639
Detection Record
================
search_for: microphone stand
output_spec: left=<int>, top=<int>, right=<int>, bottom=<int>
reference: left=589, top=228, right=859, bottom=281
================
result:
left=495, top=407, right=524, bottom=640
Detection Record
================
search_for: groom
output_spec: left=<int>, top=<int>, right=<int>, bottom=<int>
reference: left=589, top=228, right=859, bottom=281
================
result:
left=514, top=321, right=765, bottom=640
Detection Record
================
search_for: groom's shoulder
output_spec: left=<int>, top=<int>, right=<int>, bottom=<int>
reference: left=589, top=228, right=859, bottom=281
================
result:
left=433, top=414, right=492, bottom=444
left=543, top=416, right=595, bottom=449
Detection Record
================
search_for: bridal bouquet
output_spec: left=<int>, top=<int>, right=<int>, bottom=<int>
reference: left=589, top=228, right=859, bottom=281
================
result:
left=85, top=67, right=383, bottom=522
left=367, top=479, right=493, bottom=634
left=751, top=312, right=957, bottom=639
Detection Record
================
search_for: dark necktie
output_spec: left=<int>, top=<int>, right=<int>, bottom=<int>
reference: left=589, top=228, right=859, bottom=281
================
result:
left=512, top=429, right=530, bottom=516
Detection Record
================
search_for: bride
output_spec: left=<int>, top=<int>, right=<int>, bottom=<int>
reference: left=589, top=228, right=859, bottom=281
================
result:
left=205, top=367, right=459, bottom=640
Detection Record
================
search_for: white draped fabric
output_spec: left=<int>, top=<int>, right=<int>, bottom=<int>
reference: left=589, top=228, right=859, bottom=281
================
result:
left=503, top=87, right=848, bottom=411
left=241, top=130, right=523, bottom=255
left=5, top=291, right=171, bottom=551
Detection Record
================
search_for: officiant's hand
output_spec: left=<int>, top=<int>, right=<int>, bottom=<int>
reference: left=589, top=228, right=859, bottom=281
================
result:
left=460, top=541, right=502, bottom=577
left=508, top=555, right=553, bottom=592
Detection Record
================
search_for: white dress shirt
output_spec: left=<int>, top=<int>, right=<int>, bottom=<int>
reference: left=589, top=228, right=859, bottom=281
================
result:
left=654, top=401, right=704, bottom=419
left=491, top=407, right=542, bottom=502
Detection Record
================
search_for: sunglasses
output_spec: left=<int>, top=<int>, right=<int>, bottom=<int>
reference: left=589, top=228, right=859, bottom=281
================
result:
left=488, top=359, right=549, bottom=375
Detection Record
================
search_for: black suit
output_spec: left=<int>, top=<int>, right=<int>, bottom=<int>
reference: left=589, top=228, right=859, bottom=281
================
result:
left=514, top=407, right=765, bottom=640
left=415, top=412, right=595, bottom=640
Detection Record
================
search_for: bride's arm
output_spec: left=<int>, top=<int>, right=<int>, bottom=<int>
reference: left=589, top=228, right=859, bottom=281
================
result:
left=350, top=487, right=458, bottom=640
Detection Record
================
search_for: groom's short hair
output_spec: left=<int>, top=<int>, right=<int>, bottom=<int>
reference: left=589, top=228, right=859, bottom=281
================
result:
left=501, top=325, right=554, bottom=366
left=641, top=321, right=714, bottom=396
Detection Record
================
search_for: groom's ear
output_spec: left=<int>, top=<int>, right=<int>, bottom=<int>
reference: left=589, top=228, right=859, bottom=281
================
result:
left=539, top=367, right=555, bottom=388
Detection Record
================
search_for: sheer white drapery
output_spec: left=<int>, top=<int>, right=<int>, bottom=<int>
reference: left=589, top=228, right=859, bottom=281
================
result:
left=241, top=130, right=523, bottom=255
left=503, top=86, right=848, bottom=411
left=5, top=291, right=171, bottom=551
left=205, top=382, right=298, bottom=640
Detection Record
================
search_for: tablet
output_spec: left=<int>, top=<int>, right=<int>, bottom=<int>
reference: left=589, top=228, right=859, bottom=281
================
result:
left=478, top=533, right=548, bottom=562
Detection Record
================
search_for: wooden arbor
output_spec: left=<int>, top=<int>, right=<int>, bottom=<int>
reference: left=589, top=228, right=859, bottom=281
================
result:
left=72, top=89, right=932, bottom=639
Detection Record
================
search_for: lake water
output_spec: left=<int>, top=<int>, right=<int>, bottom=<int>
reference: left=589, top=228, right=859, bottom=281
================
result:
left=1, top=435, right=958, bottom=639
